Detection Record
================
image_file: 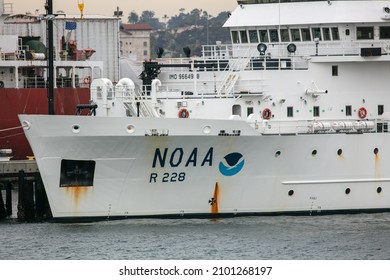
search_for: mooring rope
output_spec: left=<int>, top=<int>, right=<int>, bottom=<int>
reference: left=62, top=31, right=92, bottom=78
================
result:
left=0, top=125, right=23, bottom=132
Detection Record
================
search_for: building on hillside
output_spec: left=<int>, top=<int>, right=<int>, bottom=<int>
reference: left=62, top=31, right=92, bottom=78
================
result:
left=120, top=23, right=152, bottom=61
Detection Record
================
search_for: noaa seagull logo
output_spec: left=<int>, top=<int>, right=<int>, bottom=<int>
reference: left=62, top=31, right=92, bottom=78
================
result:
left=219, top=152, right=245, bottom=176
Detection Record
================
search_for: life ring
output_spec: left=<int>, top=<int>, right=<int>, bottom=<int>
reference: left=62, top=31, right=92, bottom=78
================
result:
left=358, top=107, right=367, bottom=119
left=262, top=108, right=272, bottom=120
left=83, top=76, right=91, bottom=85
left=178, top=108, right=189, bottom=118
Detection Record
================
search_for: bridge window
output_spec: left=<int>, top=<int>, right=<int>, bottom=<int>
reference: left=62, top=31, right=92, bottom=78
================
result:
left=357, top=27, right=374, bottom=40
left=248, top=30, right=259, bottom=43
left=312, top=27, right=322, bottom=40
left=331, top=27, right=340, bottom=40
left=291, top=29, right=301, bottom=41
left=269, top=29, right=279, bottom=42
left=380, top=26, right=390, bottom=39
left=232, top=31, right=239, bottom=44
left=281, top=29, right=290, bottom=42
left=301, top=28, right=311, bottom=41
left=322, top=28, right=331, bottom=41
left=259, top=30, right=269, bottom=42
left=240, top=30, right=249, bottom=43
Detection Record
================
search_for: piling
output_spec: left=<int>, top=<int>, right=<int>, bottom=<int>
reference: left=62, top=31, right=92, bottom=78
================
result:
left=17, top=170, right=26, bottom=220
left=1, top=160, right=51, bottom=221
left=0, top=185, right=6, bottom=219
left=5, top=182, right=12, bottom=216
left=24, top=180, right=35, bottom=220
left=34, top=175, right=52, bottom=219
left=17, top=170, right=36, bottom=221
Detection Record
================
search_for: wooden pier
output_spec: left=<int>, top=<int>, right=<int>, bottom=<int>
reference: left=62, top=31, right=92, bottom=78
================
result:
left=0, top=160, right=52, bottom=221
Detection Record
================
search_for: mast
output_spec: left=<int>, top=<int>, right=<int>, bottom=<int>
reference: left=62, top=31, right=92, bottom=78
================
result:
left=45, top=0, right=55, bottom=115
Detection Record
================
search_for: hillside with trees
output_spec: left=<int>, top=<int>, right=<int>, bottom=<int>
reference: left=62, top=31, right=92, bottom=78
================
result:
left=127, top=9, right=231, bottom=58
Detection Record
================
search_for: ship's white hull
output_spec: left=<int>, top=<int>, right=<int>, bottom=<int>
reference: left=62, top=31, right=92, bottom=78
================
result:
left=20, top=114, right=390, bottom=221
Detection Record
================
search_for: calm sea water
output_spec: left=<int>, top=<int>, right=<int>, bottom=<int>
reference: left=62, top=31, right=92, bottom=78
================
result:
left=1, top=212, right=390, bottom=260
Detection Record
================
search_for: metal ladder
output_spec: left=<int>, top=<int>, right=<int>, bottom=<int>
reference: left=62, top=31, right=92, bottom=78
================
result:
left=119, top=89, right=160, bottom=118
left=216, top=47, right=257, bottom=95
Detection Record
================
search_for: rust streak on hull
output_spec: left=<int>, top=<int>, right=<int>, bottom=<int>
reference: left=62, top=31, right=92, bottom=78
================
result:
left=211, top=182, right=219, bottom=215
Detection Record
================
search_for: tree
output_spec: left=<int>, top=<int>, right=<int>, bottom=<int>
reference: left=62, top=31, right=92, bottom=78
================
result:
left=139, top=10, right=164, bottom=29
left=150, top=9, right=232, bottom=58
left=211, top=11, right=231, bottom=27
left=128, top=11, right=139, bottom=24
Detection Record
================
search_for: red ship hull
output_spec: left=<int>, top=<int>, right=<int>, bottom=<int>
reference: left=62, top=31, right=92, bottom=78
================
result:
left=0, top=88, right=90, bottom=160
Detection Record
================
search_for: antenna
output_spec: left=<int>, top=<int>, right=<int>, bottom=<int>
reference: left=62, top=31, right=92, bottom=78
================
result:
left=113, top=6, right=123, bottom=18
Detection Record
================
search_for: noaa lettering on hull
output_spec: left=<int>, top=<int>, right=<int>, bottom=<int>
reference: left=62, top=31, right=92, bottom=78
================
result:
left=19, top=0, right=390, bottom=221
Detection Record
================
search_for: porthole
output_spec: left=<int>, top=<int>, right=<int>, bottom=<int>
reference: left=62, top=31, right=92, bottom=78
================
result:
left=288, top=190, right=294, bottom=196
left=126, top=124, right=135, bottom=134
left=312, top=150, right=317, bottom=156
left=345, top=188, right=351, bottom=195
left=72, top=124, right=80, bottom=134
left=337, top=149, right=343, bottom=156
left=203, top=125, right=212, bottom=134
left=374, top=148, right=379, bottom=155
left=275, top=150, right=281, bottom=157
left=377, top=187, right=382, bottom=194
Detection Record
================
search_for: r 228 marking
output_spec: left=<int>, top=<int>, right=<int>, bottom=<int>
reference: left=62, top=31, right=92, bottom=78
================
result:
left=149, top=172, right=186, bottom=183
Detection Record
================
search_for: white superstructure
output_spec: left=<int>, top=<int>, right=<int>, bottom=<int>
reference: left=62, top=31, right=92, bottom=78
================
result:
left=20, top=0, right=390, bottom=221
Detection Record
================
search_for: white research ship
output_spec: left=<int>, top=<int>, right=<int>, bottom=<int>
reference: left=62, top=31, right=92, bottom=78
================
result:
left=19, top=0, right=390, bottom=221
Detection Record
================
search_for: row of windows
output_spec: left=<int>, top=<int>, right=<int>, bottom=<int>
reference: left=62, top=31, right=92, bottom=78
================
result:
left=120, top=50, right=148, bottom=56
left=120, top=41, right=148, bottom=47
left=356, top=26, right=390, bottom=40
left=231, top=26, right=390, bottom=44
left=232, top=27, right=340, bottom=44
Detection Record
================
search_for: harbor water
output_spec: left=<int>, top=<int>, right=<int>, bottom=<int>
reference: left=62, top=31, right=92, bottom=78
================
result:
left=1, top=211, right=390, bottom=260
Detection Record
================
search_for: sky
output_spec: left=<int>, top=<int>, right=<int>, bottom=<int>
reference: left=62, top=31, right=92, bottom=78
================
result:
left=8, top=0, right=238, bottom=19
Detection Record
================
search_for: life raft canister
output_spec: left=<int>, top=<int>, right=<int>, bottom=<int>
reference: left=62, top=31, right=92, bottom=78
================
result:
left=358, top=107, right=367, bottom=119
left=178, top=108, right=189, bottom=118
left=262, top=108, right=272, bottom=120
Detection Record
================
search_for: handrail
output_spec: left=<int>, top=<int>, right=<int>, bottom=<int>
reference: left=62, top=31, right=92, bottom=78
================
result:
left=216, top=46, right=257, bottom=95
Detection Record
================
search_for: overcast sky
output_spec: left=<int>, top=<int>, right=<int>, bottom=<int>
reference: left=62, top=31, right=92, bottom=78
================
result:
left=9, top=0, right=238, bottom=18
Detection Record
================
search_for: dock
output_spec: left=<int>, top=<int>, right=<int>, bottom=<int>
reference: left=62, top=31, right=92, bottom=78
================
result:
left=0, top=160, right=52, bottom=221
